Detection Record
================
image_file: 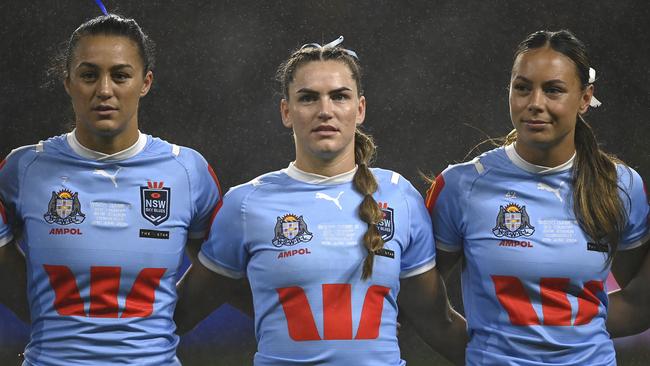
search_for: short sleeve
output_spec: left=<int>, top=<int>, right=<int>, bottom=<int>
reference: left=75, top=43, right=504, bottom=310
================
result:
left=0, top=200, right=12, bottom=247
left=617, top=166, right=650, bottom=250
left=182, top=148, right=222, bottom=239
left=398, top=177, right=436, bottom=279
left=198, top=185, right=252, bottom=279
left=426, top=167, right=464, bottom=252
left=0, top=147, right=35, bottom=247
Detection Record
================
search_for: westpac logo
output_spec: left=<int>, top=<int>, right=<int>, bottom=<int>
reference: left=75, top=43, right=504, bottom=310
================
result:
left=277, top=284, right=390, bottom=341
left=43, top=265, right=166, bottom=318
left=492, top=275, right=603, bottom=326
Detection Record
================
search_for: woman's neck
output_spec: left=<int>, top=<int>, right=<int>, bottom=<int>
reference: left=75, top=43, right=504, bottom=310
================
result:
left=513, top=140, right=576, bottom=168
left=294, top=150, right=356, bottom=177
left=74, top=125, right=140, bottom=155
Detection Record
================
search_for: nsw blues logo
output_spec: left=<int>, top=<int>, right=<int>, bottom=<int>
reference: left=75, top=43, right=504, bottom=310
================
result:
left=44, top=189, right=86, bottom=225
left=377, top=201, right=394, bottom=242
left=140, top=181, right=170, bottom=226
left=492, top=203, right=535, bottom=238
left=272, top=214, right=313, bottom=247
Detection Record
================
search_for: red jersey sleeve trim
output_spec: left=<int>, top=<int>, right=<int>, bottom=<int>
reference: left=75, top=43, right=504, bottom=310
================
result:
left=0, top=200, right=7, bottom=224
left=205, top=164, right=224, bottom=239
left=425, top=174, right=445, bottom=214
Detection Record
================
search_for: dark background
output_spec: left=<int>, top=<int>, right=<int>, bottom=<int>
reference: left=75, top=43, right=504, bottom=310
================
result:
left=1, top=1, right=648, bottom=365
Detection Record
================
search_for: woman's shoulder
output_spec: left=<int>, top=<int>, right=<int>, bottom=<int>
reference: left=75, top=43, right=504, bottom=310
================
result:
left=440, top=146, right=506, bottom=180
left=2, top=134, right=70, bottom=167
left=225, top=170, right=288, bottom=198
left=614, top=163, right=645, bottom=193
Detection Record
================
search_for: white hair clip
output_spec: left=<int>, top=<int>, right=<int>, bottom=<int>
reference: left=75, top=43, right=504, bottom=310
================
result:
left=323, top=36, right=345, bottom=49
left=300, top=36, right=359, bottom=59
left=588, top=67, right=602, bottom=108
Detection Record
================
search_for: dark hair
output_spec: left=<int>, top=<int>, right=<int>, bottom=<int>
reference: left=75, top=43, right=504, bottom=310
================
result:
left=56, top=14, right=155, bottom=79
left=277, top=45, right=383, bottom=280
left=506, top=30, right=626, bottom=264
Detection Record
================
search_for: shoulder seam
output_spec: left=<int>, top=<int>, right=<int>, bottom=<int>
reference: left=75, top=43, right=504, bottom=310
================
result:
left=17, top=149, right=42, bottom=218
left=239, top=183, right=263, bottom=249
left=171, top=147, right=196, bottom=219
left=393, top=174, right=412, bottom=251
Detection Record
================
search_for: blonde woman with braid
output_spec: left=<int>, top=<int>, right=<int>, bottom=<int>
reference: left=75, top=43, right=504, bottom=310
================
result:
left=174, top=37, right=467, bottom=365
left=427, top=30, right=649, bottom=365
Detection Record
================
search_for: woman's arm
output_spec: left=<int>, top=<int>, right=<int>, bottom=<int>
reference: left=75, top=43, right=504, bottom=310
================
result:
left=608, top=242, right=650, bottom=337
left=0, top=240, right=29, bottom=322
left=435, top=249, right=463, bottom=282
left=174, top=255, right=250, bottom=335
left=399, top=268, right=467, bottom=366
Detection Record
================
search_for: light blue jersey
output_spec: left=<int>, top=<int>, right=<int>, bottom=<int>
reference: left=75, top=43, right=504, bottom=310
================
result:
left=0, top=199, right=12, bottom=247
left=428, top=145, right=650, bottom=366
left=0, top=132, right=221, bottom=366
left=200, top=164, right=436, bottom=366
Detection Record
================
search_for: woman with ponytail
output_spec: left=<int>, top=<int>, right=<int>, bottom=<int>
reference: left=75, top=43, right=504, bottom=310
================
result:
left=428, top=30, right=649, bottom=365
left=175, top=37, right=467, bottom=365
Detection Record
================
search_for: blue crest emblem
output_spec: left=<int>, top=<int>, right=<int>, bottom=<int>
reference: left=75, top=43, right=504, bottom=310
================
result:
left=272, top=214, right=313, bottom=247
left=44, top=189, right=85, bottom=225
left=492, top=203, right=535, bottom=238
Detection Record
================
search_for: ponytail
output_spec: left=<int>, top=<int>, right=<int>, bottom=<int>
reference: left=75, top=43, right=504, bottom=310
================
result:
left=572, top=116, right=625, bottom=265
left=353, top=130, right=384, bottom=280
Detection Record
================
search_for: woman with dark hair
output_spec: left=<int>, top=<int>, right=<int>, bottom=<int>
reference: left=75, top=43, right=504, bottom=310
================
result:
left=175, top=37, right=468, bottom=365
left=0, top=14, right=221, bottom=365
left=428, top=30, right=649, bottom=365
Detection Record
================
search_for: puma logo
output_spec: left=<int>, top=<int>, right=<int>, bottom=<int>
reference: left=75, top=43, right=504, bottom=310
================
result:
left=315, top=191, right=344, bottom=210
left=537, top=181, right=565, bottom=202
left=93, top=167, right=122, bottom=188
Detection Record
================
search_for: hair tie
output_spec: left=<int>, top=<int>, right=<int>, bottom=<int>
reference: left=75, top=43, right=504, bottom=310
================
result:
left=94, top=0, right=109, bottom=15
left=300, top=35, right=359, bottom=60
left=588, top=67, right=602, bottom=108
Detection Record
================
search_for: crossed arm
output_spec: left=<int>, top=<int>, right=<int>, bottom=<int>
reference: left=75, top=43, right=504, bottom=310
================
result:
left=175, top=239, right=252, bottom=334
left=0, top=239, right=29, bottom=323
left=399, top=268, right=467, bottom=366
left=607, top=242, right=650, bottom=337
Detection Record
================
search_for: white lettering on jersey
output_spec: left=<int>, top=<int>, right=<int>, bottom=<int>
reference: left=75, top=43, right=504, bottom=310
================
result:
left=315, top=191, right=344, bottom=210
left=537, top=182, right=565, bottom=202
left=505, top=191, right=517, bottom=199
left=93, top=167, right=122, bottom=188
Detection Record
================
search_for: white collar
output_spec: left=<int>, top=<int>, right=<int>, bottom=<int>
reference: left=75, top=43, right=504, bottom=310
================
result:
left=283, top=162, right=358, bottom=185
left=505, top=143, right=574, bottom=174
left=67, top=129, right=147, bottom=161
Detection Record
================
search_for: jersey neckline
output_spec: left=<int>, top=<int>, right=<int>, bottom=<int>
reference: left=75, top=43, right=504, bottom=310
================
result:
left=504, top=144, right=575, bottom=175
left=66, top=129, right=148, bottom=161
left=283, top=161, right=358, bottom=185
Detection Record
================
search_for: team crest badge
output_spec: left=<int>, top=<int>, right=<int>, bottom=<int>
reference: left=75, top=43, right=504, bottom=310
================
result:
left=44, top=189, right=86, bottom=225
left=272, top=214, right=313, bottom=247
left=140, top=181, right=170, bottom=226
left=376, top=202, right=394, bottom=242
left=492, top=203, right=535, bottom=238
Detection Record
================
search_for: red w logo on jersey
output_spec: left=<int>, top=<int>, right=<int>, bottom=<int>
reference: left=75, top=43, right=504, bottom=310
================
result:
left=277, top=284, right=390, bottom=341
left=44, top=265, right=166, bottom=318
left=492, top=275, right=604, bottom=326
